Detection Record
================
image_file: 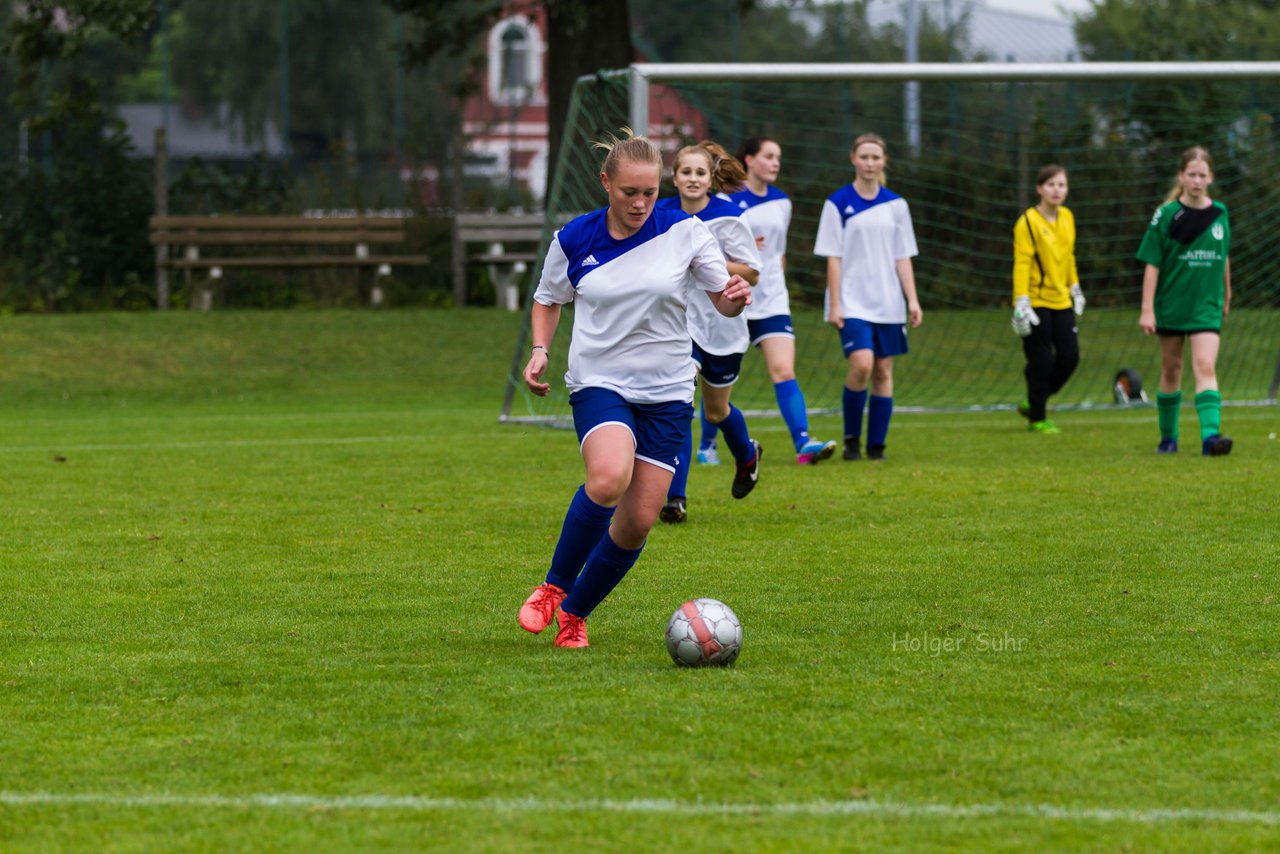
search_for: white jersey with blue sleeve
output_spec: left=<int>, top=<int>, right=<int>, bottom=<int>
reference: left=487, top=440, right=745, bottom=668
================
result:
left=658, top=196, right=762, bottom=356
left=814, top=184, right=919, bottom=324
left=533, top=206, right=729, bottom=403
left=729, top=185, right=791, bottom=321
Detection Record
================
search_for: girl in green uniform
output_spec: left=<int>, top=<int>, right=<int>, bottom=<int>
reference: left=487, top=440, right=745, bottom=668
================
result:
left=1136, top=146, right=1233, bottom=456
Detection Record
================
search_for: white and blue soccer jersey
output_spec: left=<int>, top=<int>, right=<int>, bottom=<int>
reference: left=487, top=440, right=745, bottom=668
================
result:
left=658, top=196, right=762, bottom=356
left=729, top=185, right=792, bottom=321
left=814, top=184, right=919, bottom=324
left=533, top=206, right=729, bottom=403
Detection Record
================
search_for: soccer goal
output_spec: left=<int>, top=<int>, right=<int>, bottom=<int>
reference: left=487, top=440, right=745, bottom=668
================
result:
left=501, top=62, right=1280, bottom=425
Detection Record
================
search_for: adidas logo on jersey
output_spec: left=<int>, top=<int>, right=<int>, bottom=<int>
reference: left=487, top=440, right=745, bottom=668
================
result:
left=580, top=254, right=600, bottom=268
left=738, top=201, right=748, bottom=209
left=844, top=205, right=855, bottom=214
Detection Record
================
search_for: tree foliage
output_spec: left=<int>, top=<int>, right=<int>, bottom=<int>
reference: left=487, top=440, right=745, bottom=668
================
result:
left=1, top=1, right=155, bottom=310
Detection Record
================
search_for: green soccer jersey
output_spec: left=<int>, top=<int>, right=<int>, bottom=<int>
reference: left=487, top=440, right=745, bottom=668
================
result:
left=1136, top=200, right=1230, bottom=332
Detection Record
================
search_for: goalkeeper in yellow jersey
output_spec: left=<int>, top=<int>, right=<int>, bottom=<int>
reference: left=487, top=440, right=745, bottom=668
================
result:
left=1011, top=164, right=1084, bottom=434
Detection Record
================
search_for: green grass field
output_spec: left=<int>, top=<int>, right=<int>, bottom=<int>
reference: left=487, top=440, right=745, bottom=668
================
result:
left=2, top=309, right=1278, bottom=851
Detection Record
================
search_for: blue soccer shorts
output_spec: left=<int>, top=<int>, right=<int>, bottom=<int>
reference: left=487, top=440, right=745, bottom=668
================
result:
left=747, top=314, right=795, bottom=347
left=839, top=317, right=909, bottom=359
left=569, top=386, right=694, bottom=474
left=692, top=342, right=744, bottom=388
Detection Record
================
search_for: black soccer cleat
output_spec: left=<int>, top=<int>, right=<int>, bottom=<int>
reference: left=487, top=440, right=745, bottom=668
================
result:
left=1201, top=434, right=1233, bottom=457
left=731, top=440, right=762, bottom=500
left=842, top=437, right=861, bottom=461
left=659, top=496, right=687, bottom=524
left=866, top=443, right=887, bottom=461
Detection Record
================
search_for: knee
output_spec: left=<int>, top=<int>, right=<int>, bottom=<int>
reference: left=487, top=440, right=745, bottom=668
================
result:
left=704, top=399, right=730, bottom=423
left=584, top=466, right=630, bottom=506
left=847, top=356, right=873, bottom=386
left=770, top=367, right=796, bottom=384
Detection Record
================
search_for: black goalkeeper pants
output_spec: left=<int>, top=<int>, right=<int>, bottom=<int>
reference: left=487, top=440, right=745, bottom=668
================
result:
left=1022, top=307, right=1079, bottom=422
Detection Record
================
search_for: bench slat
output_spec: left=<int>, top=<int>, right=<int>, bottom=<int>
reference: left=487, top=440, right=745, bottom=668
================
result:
left=165, top=255, right=429, bottom=270
left=469, top=253, right=539, bottom=264
left=150, top=215, right=409, bottom=230
left=152, top=230, right=406, bottom=245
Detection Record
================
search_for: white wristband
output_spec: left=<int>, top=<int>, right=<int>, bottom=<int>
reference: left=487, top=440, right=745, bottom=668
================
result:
left=531, top=345, right=547, bottom=354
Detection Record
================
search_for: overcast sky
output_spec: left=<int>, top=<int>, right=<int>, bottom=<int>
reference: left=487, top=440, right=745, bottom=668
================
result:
left=983, top=0, right=1092, bottom=20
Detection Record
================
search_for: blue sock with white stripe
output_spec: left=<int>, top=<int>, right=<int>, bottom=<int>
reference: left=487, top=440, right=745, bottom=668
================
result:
left=716, top=404, right=754, bottom=464
left=667, top=421, right=694, bottom=500
left=561, top=533, right=644, bottom=617
left=868, top=395, right=894, bottom=448
left=774, top=379, right=810, bottom=452
left=546, top=485, right=615, bottom=593
left=843, top=387, right=868, bottom=440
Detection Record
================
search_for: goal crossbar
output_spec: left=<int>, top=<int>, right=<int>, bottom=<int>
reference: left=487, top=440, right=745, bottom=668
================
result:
left=629, top=61, right=1280, bottom=138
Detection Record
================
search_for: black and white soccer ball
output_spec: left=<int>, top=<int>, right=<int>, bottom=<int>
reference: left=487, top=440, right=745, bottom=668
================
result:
left=665, top=598, right=742, bottom=667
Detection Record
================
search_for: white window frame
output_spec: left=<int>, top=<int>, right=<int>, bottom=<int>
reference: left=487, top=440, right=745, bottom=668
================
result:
left=487, top=15, right=545, bottom=107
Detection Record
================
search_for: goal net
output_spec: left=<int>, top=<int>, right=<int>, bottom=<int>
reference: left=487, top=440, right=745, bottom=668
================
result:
left=502, top=63, right=1280, bottom=425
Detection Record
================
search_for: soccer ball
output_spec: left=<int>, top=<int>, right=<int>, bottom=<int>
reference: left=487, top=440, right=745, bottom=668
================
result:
left=665, top=598, right=742, bottom=667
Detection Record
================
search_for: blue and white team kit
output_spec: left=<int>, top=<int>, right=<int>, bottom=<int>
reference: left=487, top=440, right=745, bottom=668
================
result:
left=532, top=205, right=730, bottom=472
left=656, top=196, right=763, bottom=388
left=728, top=184, right=794, bottom=344
left=814, top=183, right=919, bottom=358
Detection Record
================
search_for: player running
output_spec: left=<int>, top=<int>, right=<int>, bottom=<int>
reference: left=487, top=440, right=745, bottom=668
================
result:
left=659, top=141, right=764, bottom=525
left=722, top=136, right=837, bottom=466
left=814, top=133, right=922, bottom=462
left=517, top=129, right=752, bottom=648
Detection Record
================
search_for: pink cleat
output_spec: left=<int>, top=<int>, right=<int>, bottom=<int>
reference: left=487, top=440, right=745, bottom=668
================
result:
left=518, top=583, right=567, bottom=634
left=553, top=606, right=589, bottom=648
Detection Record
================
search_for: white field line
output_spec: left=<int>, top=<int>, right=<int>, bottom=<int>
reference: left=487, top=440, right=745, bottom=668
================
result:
left=0, top=791, right=1277, bottom=826
left=0, top=435, right=424, bottom=454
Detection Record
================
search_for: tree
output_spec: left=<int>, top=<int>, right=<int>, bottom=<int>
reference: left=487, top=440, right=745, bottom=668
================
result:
left=2, top=0, right=155, bottom=309
left=386, top=0, right=632, bottom=199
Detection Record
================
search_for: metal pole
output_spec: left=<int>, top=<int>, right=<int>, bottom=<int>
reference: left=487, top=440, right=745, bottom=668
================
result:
left=154, top=126, right=170, bottom=310
left=629, top=61, right=1280, bottom=83
left=629, top=69, right=650, bottom=138
left=904, top=0, right=921, bottom=157
left=159, top=0, right=170, bottom=138
left=279, top=0, right=290, bottom=161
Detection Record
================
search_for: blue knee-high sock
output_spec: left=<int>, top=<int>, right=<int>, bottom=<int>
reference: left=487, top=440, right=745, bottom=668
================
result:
left=843, top=387, right=868, bottom=440
left=561, top=532, right=644, bottom=617
left=868, top=395, right=893, bottom=448
left=546, top=485, right=615, bottom=592
left=715, top=404, right=755, bottom=464
left=774, top=379, right=810, bottom=452
left=667, top=422, right=694, bottom=500
left=699, top=399, right=719, bottom=450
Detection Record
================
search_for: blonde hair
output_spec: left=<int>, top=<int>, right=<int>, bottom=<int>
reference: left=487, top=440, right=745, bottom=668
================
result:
left=852, top=133, right=889, bottom=186
left=593, top=127, right=663, bottom=179
left=1163, top=145, right=1214, bottom=204
left=673, top=140, right=748, bottom=192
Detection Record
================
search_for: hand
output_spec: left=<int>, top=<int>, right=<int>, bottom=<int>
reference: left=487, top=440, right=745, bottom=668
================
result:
left=755, top=235, right=765, bottom=251
left=721, top=274, right=752, bottom=306
left=523, top=349, right=551, bottom=396
left=1138, top=309, right=1156, bottom=336
left=824, top=303, right=844, bottom=330
left=1012, top=296, right=1039, bottom=338
left=907, top=300, right=923, bottom=328
left=1070, top=284, right=1086, bottom=317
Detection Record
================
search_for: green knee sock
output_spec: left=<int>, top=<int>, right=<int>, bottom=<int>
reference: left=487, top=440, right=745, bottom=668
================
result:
left=1157, top=391, right=1181, bottom=441
left=1195, top=389, right=1222, bottom=441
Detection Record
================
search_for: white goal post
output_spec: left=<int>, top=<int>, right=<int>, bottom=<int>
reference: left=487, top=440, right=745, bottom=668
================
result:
left=628, top=61, right=1280, bottom=135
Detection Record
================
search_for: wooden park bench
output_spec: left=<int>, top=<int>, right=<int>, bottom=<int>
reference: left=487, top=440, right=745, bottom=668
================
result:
left=149, top=215, right=429, bottom=309
left=452, top=212, right=572, bottom=310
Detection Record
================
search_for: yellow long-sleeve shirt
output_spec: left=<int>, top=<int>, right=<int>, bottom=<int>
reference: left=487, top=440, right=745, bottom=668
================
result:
left=1012, top=205, right=1079, bottom=310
